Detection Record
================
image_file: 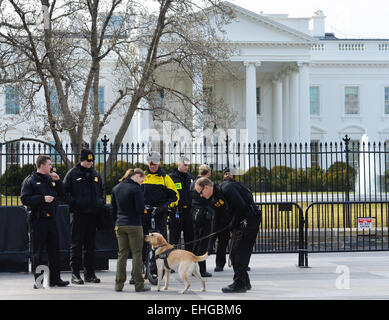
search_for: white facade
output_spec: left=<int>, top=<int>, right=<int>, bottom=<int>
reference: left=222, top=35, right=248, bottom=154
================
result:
left=2, top=2, right=389, bottom=148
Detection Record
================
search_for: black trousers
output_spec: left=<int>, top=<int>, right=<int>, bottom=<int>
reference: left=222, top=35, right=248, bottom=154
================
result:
left=192, top=208, right=212, bottom=274
left=70, top=212, right=97, bottom=276
left=230, top=214, right=260, bottom=289
left=30, top=218, right=61, bottom=283
left=208, top=217, right=231, bottom=269
left=141, top=210, right=167, bottom=263
left=169, top=207, right=194, bottom=252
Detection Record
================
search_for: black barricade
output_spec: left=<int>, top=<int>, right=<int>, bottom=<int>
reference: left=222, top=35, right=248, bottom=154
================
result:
left=0, top=204, right=118, bottom=272
left=0, top=206, right=29, bottom=272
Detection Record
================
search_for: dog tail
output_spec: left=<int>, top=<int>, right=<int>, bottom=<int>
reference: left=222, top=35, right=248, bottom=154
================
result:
left=194, top=252, right=208, bottom=262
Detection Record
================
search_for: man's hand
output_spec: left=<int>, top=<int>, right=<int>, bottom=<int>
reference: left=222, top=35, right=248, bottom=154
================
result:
left=49, top=172, right=60, bottom=181
left=45, top=195, right=54, bottom=203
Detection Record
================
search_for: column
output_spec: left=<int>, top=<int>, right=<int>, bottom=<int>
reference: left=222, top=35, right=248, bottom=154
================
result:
left=298, top=62, right=311, bottom=144
left=244, top=61, right=260, bottom=146
left=192, top=67, right=203, bottom=164
left=289, top=68, right=299, bottom=143
left=272, top=77, right=283, bottom=143
left=282, top=70, right=290, bottom=144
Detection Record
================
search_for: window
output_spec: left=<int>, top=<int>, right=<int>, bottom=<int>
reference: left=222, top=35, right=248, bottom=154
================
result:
left=310, top=87, right=320, bottom=116
left=310, top=140, right=320, bottom=167
left=90, top=87, right=104, bottom=114
left=385, top=87, right=389, bottom=115
left=48, top=141, right=61, bottom=163
left=345, top=86, right=359, bottom=115
left=5, top=87, right=20, bottom=114
left=49, top=88, right=60, bottom=114
left=95, top=141, right=104, bottom=164
left=348, top=140, right=360, bottom=171
left=256, top=87, right=261, bottom=115
left=156, top=89, right=164, bottom=109
left=385, top=140, right=389, bottom=170
left=6, top=142, right=20, bottom=168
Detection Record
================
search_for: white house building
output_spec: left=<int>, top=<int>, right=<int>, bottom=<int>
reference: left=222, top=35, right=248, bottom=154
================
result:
left=2, top=2, right=389, bottom=168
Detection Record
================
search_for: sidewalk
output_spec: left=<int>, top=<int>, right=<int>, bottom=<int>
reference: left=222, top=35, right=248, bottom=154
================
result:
left=1, top=251, right=389, bottom=300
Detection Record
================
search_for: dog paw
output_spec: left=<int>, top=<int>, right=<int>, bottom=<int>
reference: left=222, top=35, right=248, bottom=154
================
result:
left=163, top=287, right=168, bottom=290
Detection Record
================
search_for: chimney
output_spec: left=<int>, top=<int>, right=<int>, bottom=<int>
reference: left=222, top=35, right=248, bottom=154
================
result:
left=312, top=10, right=326, bottom=37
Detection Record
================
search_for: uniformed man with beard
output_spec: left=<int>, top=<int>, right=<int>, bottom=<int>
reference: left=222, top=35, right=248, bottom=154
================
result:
left=63, top=149, right=104, bottom=285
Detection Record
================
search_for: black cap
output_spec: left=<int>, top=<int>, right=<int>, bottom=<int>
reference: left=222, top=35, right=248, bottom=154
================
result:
left=80, top=149, right=94, bottom=162
left=223, top=167, right=231, bottom=174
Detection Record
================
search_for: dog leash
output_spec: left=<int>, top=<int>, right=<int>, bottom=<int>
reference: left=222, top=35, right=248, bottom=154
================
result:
left=172, top=224, right=231, bottom=249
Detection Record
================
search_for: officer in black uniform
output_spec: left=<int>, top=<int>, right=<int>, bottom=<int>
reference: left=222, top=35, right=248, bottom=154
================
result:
left=168, top=156, right=195, bottom=252
left=190, top=164, right=213, bottom=278
left=207, top=168, right=234, bottom=272
left=21, top=155, right=69, bottom=288
left=63, top=149, right=104, bottom=285
left=195, top=177, right=260, bottom=293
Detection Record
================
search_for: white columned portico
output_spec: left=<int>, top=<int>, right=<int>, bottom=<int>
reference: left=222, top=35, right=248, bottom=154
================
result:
left=272, top=77, right=283, bottom=143
left=244, top=61, right=260, bottom=146
left=298, top=62, right=311, bottom=143
left=282, top=70, right=290, bottom=144
left=288, top=68, right=300, bottom=143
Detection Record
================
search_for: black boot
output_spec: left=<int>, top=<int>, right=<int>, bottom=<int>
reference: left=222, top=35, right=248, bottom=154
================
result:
left=50, top=279, right=70, bottom=287
left=71, top=273, right=84, bottom=285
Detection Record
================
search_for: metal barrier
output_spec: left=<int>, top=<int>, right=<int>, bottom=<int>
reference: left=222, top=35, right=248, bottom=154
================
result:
left=255, top=202, right=307, bottom=267
left=304, top=201, right=389, bottom=256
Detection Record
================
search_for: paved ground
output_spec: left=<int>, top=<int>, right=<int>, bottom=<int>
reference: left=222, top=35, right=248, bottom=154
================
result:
left=1, top=251, right=389, bottom=300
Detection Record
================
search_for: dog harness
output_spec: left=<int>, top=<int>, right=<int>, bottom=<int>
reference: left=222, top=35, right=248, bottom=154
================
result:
left=154, top=246, right=177, bottom=270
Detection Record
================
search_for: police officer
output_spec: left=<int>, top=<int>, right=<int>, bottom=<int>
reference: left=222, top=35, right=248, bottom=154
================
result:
left=141, top=151, right=179, bottom=261
left=207, top=168, right=234, bottom=272
left=63, top=149, right=104, bottom=285
left=194, top=177, right=260, bottom=293
left=168, top=156, right=195, bottom=252
left=21, top=155, right=69, bottom=288
left=190, top=164, right=213, bottom=278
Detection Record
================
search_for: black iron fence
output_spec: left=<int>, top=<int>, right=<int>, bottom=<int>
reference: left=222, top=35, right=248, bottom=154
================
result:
left=1, top=135, right=389, bottom=263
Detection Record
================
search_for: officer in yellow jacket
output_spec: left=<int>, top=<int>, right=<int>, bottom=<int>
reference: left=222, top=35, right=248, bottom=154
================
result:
left=141, top=151, right=179, bottom=247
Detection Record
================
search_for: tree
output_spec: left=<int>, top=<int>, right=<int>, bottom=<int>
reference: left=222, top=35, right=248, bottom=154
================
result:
left=0, top=0, right=237, bottom=171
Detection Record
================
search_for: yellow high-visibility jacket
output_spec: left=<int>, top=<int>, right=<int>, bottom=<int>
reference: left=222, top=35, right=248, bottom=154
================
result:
left=141, top=168, right=179, bottom=208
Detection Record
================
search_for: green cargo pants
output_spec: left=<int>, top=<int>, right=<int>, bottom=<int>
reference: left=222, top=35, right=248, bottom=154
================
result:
left=115, top=225, right=144, bottom=292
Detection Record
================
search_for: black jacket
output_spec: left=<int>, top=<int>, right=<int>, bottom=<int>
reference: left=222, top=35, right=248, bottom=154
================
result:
left=63, top=163, right=104, bottom=214
left=190, top=176, right=212, bottom=209
left=168, top=169, right=194, bottom=210
left=212, top=180, right=256, bottom=228
left=111, top=178, right=145, bottom=226
left=21, top=172, right=65, bottom=220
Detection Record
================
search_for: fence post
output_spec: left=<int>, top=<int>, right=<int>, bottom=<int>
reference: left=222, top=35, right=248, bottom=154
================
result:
left=298, top=204, right=309, bottom=267
left=101, top=135, right=109, bottom=199
left=343, top=135, right=351, bottom=227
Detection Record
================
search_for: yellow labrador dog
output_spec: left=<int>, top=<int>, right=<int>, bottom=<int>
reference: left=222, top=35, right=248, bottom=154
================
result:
left=145, top=232, right=208, bottom=294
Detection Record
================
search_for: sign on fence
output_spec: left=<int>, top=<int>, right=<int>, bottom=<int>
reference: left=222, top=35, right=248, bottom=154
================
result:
left=357, top=217, right=374, bottom=230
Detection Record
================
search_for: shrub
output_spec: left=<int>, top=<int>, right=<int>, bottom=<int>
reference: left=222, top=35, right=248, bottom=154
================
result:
left=269, top=166, right=296, bottom=192
left=0, top=164, right=36, bottom=196
left=240, top=166, right=270, bottom=193
left=326, top=161, right=356, bottom=192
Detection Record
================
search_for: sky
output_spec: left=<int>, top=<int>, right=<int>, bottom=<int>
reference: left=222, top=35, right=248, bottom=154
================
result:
left=231, top=0, right=389, bottom=39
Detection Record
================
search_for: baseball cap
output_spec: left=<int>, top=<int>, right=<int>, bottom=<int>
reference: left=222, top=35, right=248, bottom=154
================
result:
left=146, top=151, right=161, bottom=164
